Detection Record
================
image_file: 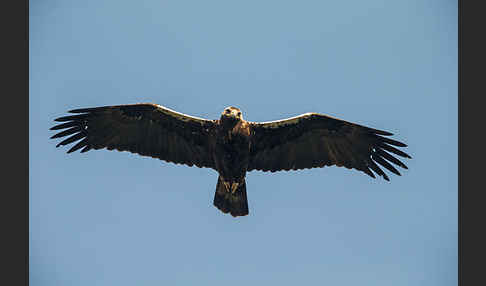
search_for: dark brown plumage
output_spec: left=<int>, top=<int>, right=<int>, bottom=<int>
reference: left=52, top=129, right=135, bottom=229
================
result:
left=50, top=103, right=411, bottom=217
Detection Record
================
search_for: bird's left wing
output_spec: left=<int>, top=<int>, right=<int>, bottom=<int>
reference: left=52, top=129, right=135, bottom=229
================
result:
left=248, top=113, right=411, bottom=180
left=50, top=103, right=217, bottom=169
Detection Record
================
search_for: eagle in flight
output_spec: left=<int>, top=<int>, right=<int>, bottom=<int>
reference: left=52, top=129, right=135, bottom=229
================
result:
left=51, top=103, right=411, bottom=217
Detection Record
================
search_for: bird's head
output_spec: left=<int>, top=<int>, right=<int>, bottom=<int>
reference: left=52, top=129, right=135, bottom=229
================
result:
left=221, top=106, right=243, bottom=121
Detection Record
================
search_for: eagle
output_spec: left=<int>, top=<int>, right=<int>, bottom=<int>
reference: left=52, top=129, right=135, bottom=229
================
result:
left=50, top=103, right=411, bottom=217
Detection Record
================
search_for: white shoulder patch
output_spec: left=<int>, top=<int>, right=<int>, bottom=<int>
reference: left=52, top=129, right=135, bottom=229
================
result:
left=249, top=112, right=317, bottom=129
left=154, top=104, right=214, bottom=123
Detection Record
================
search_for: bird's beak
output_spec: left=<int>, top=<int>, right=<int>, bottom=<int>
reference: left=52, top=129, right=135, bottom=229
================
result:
left=228, top=110, right=239, bottom=119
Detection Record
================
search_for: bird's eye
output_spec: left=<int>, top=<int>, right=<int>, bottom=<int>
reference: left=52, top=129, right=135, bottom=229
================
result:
left=225, top=109, right=230, bottom=114
left=237, top=112, right=241, bottom=116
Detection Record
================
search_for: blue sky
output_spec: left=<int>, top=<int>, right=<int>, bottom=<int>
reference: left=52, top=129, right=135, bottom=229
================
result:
left=30, top=1, right=457, bottom=285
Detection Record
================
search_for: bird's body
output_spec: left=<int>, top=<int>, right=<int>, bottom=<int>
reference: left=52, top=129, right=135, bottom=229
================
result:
left=214, top=108, right=250, bottom=189
left=51, top=103, right=411, bottom=217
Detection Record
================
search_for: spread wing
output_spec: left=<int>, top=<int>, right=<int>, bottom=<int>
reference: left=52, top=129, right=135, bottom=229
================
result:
left=50, top=103, right=217, bottom=169
left=248, top=113, right=411, bottom=180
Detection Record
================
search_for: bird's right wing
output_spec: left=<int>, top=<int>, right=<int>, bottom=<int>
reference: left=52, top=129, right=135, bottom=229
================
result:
left=50, top=103, right=217, bottom=169
left=248, top=113, right=411, bottom=180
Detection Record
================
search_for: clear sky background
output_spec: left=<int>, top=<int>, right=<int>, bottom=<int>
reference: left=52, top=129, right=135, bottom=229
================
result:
left=30, top=1, right=457, bottom=285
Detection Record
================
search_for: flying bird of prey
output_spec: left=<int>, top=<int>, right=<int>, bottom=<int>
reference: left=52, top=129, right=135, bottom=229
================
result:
left=50, top=103, right=411, bottom=217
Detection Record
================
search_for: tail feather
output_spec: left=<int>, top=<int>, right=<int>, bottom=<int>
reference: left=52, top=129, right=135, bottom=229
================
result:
left=213, top=177, right=249, bottom=217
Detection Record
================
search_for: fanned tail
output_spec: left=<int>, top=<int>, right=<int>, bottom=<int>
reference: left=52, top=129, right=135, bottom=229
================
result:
left=213, top=176, right=249, bottom=217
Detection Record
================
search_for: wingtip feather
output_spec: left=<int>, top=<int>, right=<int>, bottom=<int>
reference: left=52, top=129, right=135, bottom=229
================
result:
left=68, top=107, right=101, bottom=113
